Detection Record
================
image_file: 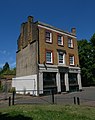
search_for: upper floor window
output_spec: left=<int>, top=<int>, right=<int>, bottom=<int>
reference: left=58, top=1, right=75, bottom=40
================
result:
left=68, top=37, right=73, bottom=48
left=69, top=55, right=74, bottom=65
left=58, top=34, right=63, bottom=46
left=45, top=31, right=52, bottom=43
left=46, top=50, right=53, bottom=63
left=58, top=51, right=65, bottom=64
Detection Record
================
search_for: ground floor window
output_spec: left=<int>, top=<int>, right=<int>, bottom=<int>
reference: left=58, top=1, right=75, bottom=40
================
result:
left=43, top=72, right=56, bottom=87
left=68, top=73, right=78, bottom=85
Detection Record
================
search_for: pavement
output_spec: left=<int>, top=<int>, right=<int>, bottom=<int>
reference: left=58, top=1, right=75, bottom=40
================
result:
left=0, top=87, right=95, bottom=107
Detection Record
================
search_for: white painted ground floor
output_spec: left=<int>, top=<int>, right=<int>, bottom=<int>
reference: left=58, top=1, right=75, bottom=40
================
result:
left=12, top=64, right=82, bottom=96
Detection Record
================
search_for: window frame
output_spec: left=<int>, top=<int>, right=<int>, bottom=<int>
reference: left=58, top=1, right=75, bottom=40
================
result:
left=45, top=30, right=52, bottom=43
left=57, top=34, right=64, bottom=46
left=46, top=50, right=53, bottom=64
left=68, top=37, right=73, bottom=48
left=69, top=55, right=75, bottom=66
left=58, top=51, right=65, bottom=64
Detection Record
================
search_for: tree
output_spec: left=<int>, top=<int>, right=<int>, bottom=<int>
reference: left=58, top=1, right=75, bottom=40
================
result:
left=78, top=39, right=94, bottom=86
left=3, top=62, right=10, bottom=71
left=90, top=33, right=95, bottom=83
left=0, top=62, right=16, bottom=76
left=90, top=33, right=95, bottom=46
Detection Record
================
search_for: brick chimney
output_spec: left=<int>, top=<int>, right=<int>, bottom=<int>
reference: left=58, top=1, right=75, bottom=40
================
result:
left=28, top=16, right=34, bottom=23
left=20, top=23, right=24, bottom=34
left=71, top=28, right=76, bottom=35
left=27, top=16, right=33, bottom=44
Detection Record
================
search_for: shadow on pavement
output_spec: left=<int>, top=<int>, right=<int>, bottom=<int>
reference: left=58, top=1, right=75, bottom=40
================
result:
left=0, top=113, right=33, bottom=120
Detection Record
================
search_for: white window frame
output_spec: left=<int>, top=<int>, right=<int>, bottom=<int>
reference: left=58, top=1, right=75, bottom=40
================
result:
left=69, top=55, right=74, bottom=65
left=58, top=51, right=65, bottom=64
left=68, top=38, right=73, bottom=48
left=46, top=51, right=53, bottom=63
left=58, top=35, right=63, bottom=45
left=45, top=31, right=52, bottom=43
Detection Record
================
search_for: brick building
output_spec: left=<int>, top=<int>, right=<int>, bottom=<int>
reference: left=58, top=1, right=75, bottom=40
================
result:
left=12, top=16, right=82, bottom=95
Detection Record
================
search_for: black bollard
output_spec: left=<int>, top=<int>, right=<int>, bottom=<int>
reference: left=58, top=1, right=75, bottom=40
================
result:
left=74, top=97, right=76, bottom=104
left=9, top=97, right=11, bottom=106
left=77, top=97, right=80, bottom=105
left=51, top=89, right=54, bottom=104
left=12, top=91, right=15, bottom=105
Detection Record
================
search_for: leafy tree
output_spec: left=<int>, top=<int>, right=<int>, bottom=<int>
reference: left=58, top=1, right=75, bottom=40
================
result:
left=0, top=62, right=16, bottom=77
left=78, top=39, right=93, bottom=86
left=90, top=33, right=95, bottom=46
left=3, top=62, right=10, bottom=71
left=78, top=34, right=95, bottom=86
left=90, top=34, right=95, bottom=83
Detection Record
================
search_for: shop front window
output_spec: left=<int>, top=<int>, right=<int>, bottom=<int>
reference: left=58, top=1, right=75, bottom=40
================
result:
left=43, top=72, right=56, bottom=87
left=69, top=73, right=78, bottom=85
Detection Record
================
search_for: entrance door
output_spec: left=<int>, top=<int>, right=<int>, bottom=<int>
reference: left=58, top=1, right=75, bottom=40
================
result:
left=60, top=73, right=65, bottom=92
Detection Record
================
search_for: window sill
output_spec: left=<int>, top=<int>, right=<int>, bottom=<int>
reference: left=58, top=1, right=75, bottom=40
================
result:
left=68, top=47, right=74, bottom=49
left=58, top=44, right=64, bottom=47
left=46, top=62, right=53, bottom=65
left=46, top=41, right=52, bottom=44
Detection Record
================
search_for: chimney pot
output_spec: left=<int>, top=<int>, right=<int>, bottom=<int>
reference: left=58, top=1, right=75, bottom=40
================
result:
left=28, top=16, right=34, bottom=23
left=71, top=28, right=76, bottom=35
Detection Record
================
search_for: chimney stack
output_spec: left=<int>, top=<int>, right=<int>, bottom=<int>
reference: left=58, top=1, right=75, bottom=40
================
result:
left=71, top=28, right=76, bottom=35
left=20, top=23, right=25, bottom=34
left=28, top=16, right=34, bottom=23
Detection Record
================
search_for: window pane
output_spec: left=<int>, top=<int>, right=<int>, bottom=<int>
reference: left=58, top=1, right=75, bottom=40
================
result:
left=43, top=72, right=56, bottom=87
left=46, top=31, right=52, bottom=42
left=58, top=35, right=63, bottom=45
left=69, top=73, right=78, bottom=85
left=46, top=51, right=52, bottom=63
left=68, top=38, right=73, bottom=48
left=58, top=52, right=65, bottom=64
left=59, top=53, right=63, bottom=63
left=69, top=56, right=74, bottom=65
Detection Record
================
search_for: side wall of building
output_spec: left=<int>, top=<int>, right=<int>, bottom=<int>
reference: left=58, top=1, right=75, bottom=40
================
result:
left=16, top=17, right=38, bottom=77
left=16, top=42, right=37, bottom=77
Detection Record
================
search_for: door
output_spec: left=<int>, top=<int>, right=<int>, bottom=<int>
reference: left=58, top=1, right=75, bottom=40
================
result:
left=60, top=73, right=65, bottom=92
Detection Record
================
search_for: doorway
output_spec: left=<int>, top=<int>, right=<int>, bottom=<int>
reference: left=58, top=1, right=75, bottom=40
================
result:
left=60, top=73, right=65, bottom=92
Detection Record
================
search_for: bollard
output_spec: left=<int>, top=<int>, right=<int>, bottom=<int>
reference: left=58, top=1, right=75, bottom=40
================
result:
left=12, top=91, right=15, bottom=105
left=77, top=97, right=80, bottom=105
left=74, top=97, right=76, bottom=104
left=9, top=97, right=11, bottom=106
left=51, top=89, right=54, bottom=104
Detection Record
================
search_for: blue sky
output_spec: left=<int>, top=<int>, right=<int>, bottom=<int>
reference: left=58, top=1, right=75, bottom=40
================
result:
left=0, top=0, right=95, bottom=68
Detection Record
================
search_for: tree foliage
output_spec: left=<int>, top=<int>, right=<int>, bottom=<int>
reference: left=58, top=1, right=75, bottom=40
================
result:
left=3, top=62, right=10, bottom=71
left=90, top=33, right=95, bottom=46
left=78, top=34, right=95, bottom=86
left=0, top=62, right=16, bottom=77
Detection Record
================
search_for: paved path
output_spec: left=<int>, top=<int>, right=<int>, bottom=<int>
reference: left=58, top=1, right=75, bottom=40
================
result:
left=1, top=87, right=95, bottom=107
left=55, top=87, right=95, bottom=106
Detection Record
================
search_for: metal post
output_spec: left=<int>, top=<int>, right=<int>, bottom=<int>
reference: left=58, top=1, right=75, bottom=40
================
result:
left=9, top=97, right=11, bottom=106
left=12, top=91, right=15, bottom=105
left=77, top=97, right=80, bottom=105
left=51, top=89, right=54, bottom=104
left=74, top=97, right=76, bottom=104
left=4, top=79, right=8, bottom=100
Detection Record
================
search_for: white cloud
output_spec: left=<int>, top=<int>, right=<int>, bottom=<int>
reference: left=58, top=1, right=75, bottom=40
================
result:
left=0, top=50, right=10, bottom=55
left=0, top=50, right=6, bottom=54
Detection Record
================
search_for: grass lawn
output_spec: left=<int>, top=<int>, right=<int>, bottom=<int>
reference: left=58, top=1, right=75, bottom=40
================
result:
left=0, top=104, right=95, bottom=120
